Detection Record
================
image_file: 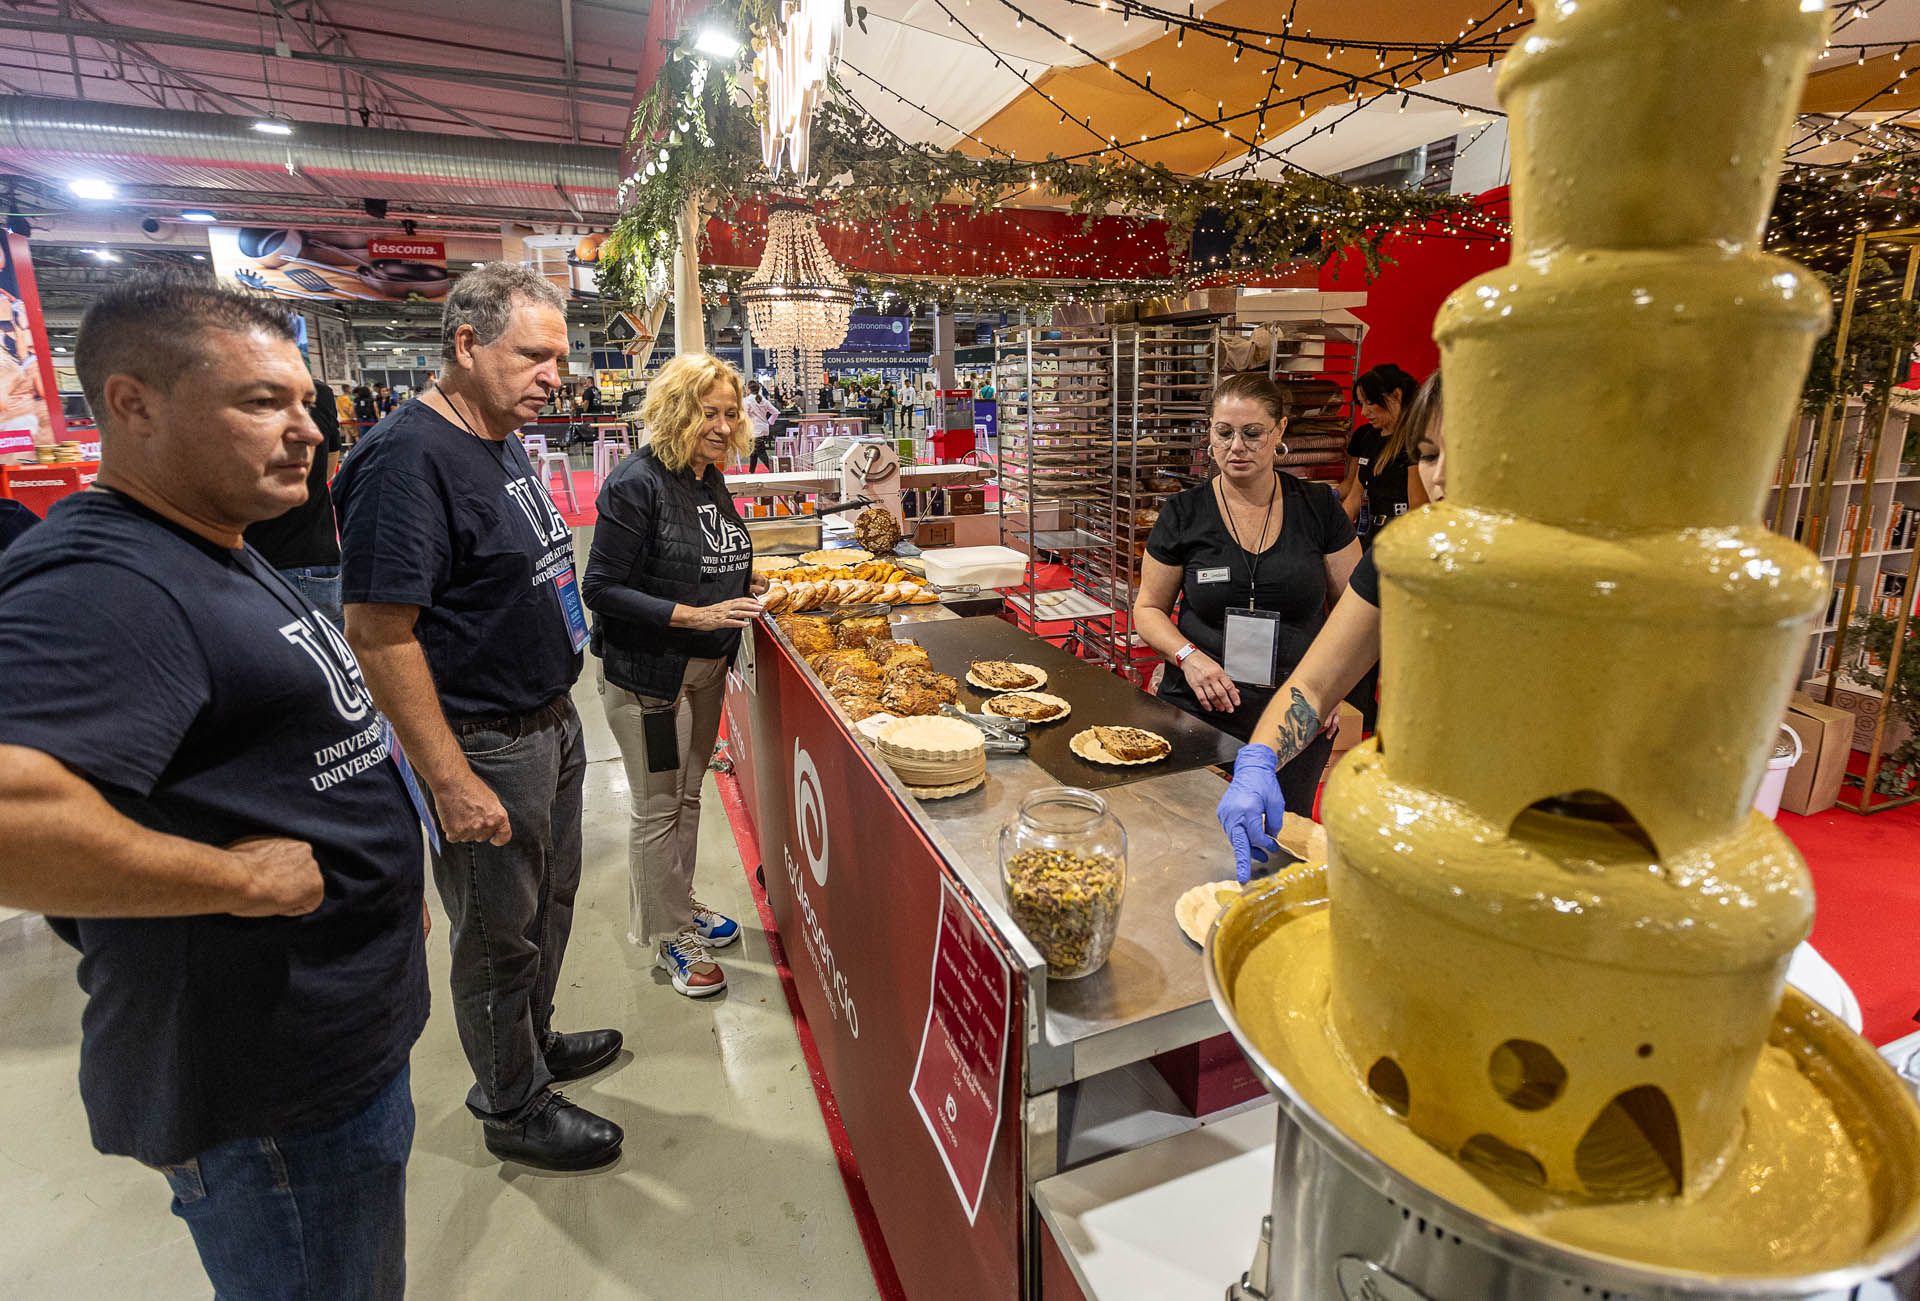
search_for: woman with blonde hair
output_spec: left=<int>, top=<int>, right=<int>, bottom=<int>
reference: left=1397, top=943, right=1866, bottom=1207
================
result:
left=582, top=352, right=767, bottom=997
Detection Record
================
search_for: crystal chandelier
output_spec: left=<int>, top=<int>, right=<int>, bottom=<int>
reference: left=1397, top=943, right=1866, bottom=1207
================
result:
left=737, top=204, right=854, bottom=394
left=758, top=0, right=843, bottom=181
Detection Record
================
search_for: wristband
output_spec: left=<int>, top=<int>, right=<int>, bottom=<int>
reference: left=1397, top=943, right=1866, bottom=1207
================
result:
left=1174, top=642, right=1199, bottom=666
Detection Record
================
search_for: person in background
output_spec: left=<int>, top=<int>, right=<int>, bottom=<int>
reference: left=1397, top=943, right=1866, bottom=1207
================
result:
left=334, top=263, right=623, bottom=1173
left=583, top=382, right=602, bottom=414
left=745, top=379, right=780, bottom=474
left=1133, top=371, right=1361, bottom=815
left=1340, top=363, right=1423, bottom=535
left=1335, top=362, right=1421, bottom=734
left=352, top=384, right=377, bottom=426
left=247, top=369, right=345, bottom=628
left=375, top=384, right=396, bottom=416
left=1217, top=370, right=1443, bottom=880
left=0, top=497, right=38, bottom=551
left=0, top=276, right=427, bottom=1298
left=583, top=353, right=764, bottom=998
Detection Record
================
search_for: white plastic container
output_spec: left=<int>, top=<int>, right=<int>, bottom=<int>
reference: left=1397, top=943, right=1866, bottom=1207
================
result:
left=1752, top=722, right=1802, bottom=820
left=920, top=545, right=1028, bottom=590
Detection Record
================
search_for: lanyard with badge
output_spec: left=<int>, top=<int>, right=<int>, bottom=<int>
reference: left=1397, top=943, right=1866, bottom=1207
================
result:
left=1216, top=472, right=1285, bottom=689
left=438, top=385, right=590, bottom=653
left=238, top=543, right=443, bottom=852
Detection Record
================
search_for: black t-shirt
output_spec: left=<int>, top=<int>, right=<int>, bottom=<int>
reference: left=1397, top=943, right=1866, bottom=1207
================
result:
left=1350, top=547, right=1380, bottom=607
left=245, top=381, right=343, bottom=569
left=0, top=490, right=428, bottom=1166
left=1147, top=473, right=1356, bottom=721
left=1347, top=423, right=1411, bottom=539
left=334, top=400, right=584, bottom=720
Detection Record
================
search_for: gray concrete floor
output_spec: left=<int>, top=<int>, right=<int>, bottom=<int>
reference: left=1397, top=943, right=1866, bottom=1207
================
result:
left=0, top=529, right=880, bottom=1300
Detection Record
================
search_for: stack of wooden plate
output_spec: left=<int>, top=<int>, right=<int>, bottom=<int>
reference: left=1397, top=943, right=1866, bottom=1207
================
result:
left=875, top=716, right=986, bottom=799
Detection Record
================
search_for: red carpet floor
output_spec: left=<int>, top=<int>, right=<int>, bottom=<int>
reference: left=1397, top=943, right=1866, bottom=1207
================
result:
left=1777, top=799, right=1920, bottom=1046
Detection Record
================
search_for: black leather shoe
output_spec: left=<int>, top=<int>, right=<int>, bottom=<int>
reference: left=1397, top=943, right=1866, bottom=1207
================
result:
left=543, top=1028, right=623, bottom=1082
left=483, top=1092, right=623, bottom=1171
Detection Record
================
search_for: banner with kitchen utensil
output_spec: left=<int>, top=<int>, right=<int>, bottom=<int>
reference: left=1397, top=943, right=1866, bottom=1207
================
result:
left=209, top=227, right=456, bottom=303
left=0, top=233, right=67, bottom=463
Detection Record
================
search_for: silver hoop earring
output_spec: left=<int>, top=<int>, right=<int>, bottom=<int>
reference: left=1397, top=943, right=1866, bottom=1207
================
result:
left=1279, top=441, right=1290, bottom=457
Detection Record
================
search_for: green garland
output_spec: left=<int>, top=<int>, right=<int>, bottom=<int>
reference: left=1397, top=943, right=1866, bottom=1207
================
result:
left=602, top=9, right=1491, bottom=312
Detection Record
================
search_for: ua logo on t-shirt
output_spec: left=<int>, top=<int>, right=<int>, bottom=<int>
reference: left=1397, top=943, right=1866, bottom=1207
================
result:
left=503, top=476, right=572, bottom=548
left=698, top=503, right=750, bottom=555
left=279, top=611, right=375, bottom=724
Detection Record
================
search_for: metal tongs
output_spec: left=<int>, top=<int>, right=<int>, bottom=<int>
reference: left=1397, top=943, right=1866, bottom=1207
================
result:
left=942, top=702, right=1029, bottom=753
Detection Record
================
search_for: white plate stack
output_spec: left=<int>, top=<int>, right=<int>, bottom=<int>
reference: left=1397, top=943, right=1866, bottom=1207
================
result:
left=875, top=716, right=987, bottom=798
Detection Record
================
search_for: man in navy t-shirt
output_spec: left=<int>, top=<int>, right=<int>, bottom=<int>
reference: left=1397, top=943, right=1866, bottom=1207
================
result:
left=0, top=277, right=428, bottom=1299
left=335, top=263, right=623, bottom=1172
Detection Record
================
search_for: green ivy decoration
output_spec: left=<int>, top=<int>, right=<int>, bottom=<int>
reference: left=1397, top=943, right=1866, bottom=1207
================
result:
left=600, top=8, right=1492, bottom=313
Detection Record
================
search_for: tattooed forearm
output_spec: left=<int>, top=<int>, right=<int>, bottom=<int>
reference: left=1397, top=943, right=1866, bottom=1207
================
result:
left=1273, top=688, right=1322, bottom=767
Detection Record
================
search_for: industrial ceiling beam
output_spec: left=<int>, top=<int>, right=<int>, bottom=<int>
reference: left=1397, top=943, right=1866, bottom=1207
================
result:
left=0, top=13, right=635, bottom=103
left=561, top=0, right=581, bottom=144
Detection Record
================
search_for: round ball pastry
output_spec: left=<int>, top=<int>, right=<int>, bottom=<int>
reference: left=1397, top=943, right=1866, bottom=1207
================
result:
left=853, top=507, right=902, bottom=555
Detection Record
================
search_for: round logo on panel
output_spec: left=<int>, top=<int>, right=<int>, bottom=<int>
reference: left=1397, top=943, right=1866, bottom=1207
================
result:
left=793, top=739, right=830, bottom=887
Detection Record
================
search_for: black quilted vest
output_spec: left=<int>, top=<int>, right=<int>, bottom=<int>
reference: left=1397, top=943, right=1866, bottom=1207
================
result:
left=592, top=448, right=745, bottom=699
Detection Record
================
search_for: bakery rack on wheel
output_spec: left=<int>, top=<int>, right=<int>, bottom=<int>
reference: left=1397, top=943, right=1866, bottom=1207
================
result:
left=995, top=326, right=1123, bottom=656
left=1072, top=325, right=1218, bottom=685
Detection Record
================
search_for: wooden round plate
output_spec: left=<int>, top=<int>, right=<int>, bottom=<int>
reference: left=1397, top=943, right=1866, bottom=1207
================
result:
left=1175, top=880, right=1244, bottom=946
left=1069, top=727, right=1171, bottom=766
left=981, top=691, right=1072, bottom=724
left=965, top=661, right=1049, bottom=693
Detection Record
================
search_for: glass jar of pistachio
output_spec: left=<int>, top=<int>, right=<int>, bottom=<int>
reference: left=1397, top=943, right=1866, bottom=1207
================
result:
left=999, top=787, right=1127, bottom=980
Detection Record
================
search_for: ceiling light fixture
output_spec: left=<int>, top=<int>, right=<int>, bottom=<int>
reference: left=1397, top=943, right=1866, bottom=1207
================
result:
left=68, top=178, right=116, bottom=201
left=251, top=119, right=295, bottom=136
left=179, top=209, right=218, bottom=222
left=89, top=248, right=121, bottom=262
left=694, top=28, right=741, bottom=60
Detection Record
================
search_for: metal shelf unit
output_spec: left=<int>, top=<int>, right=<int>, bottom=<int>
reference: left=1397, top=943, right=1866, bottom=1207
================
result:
left=995, top=327, right=1122, bottom=659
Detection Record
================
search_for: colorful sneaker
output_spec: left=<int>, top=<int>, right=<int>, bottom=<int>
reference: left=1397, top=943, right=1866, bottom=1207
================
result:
left=656, top=928, right=727, bottom=998
left=692, top=897, right=741, bottom=949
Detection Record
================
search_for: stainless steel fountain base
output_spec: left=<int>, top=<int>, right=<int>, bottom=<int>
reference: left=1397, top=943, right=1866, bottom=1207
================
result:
left=1206, top=868, right=1920, bottom=1301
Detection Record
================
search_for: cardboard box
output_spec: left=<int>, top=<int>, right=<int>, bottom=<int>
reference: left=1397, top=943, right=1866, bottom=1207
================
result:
left=1800, top=675, right=1913, bottom=756
left=912, top=518, right=954, bottom=547
left=1781, top=691, right=1854, bottom=815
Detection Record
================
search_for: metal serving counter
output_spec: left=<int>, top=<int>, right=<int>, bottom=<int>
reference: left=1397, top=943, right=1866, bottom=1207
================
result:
left=724, top=603, right=1255, bottom=1298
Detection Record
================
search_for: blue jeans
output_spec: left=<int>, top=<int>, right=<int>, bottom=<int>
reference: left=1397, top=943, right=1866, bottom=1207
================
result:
left=280, top=564, right=343, bottom=631
left=157, top=1066, right=413, bottom=1301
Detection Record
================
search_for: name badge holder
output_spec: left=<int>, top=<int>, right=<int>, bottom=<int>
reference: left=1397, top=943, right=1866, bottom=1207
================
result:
left=552, top=566, right=592, bottom=653
left=1223, top=606, right=1284, bottom=689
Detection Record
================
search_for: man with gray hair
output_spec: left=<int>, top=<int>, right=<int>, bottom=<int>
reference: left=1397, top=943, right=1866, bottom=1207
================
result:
left=335, top=263, right=624, bottom=1171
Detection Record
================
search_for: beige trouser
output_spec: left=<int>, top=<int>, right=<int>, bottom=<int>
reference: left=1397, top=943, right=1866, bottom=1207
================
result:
left=598, top=656, right=729, bottom=946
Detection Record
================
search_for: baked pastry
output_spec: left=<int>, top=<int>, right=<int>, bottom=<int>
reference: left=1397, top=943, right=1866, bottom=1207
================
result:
left=880, top=664, right=959, bottom=717
left=801, top=548, right=872, bottom=568
left=809, top=647, right=875, bottom=673
left=968, top=660, right=1045, bottom=691
left=752, top=555, right=797, bottom=573
left=835, top=687, right=889, bottom=721
left=834, top=615, right=891, bottom=649
left=852, top=507, right=903, bottom=554
left=777, top=615, right=836, bottom=658
left=982, top=692, right=1070, bottom=723
left=1092, top=725, right=1171, bottom=762
left=870, top=641, right=930, bottom=670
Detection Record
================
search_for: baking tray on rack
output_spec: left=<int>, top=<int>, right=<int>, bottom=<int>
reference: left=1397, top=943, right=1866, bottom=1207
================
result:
left=899, top=616, right=1239, bottom=792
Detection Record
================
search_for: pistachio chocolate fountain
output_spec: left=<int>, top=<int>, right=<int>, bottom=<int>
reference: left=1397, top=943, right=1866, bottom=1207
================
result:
left=1208, top=2, right=1920, bottom=1296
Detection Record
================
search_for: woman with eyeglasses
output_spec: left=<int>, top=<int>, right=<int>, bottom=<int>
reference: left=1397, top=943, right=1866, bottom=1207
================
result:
left=1216, top=370, right=1444, bottom=881
left=1133, top=372, right=1361, bottom=815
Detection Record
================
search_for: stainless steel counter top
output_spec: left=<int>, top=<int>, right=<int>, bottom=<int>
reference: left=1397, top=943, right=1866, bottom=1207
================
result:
left=768, top=607, right=1247, bottom=1094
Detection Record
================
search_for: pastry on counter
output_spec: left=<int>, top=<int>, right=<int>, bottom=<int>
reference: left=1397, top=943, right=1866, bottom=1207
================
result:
left=852, top=506, right=903, bottom=554
left=1092, top=726, right=1170, bottom=762
left=835, top=687, right=889, bottom=721
left=834, top=615, right=892, bottom=649
left=880, top=663, right=960, bottom=717
left=751, top=555, right=797, bottom=572
left=967, top=660, right=1047, bottom=692
left=982, top=691, right=1071, bottom=723
left=776, top=614, right=836, bottom=658
left=870, top=641, right=930, bottom=671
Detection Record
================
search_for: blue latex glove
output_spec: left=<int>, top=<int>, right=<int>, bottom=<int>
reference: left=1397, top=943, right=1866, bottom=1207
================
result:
left=1217, top=743, right=1287, bottom=884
